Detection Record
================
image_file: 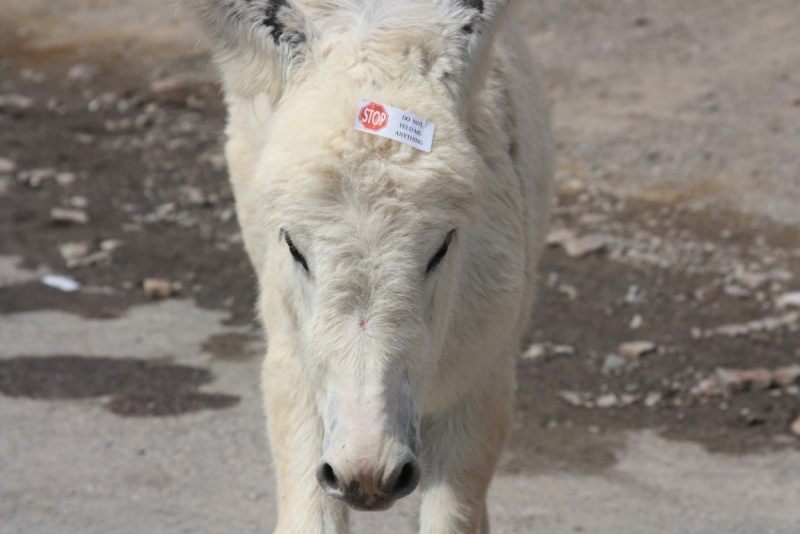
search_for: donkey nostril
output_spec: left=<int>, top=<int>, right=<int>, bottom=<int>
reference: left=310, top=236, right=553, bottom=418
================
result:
left=320, top=463, right=338, bottom=488
left=391, top=460, right=420, bottom=498
left=316, top=461, right=347, bottom=497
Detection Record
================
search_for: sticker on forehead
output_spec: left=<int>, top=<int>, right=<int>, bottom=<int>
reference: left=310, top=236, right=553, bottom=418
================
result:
left=354, top=99, right=436, bottom=153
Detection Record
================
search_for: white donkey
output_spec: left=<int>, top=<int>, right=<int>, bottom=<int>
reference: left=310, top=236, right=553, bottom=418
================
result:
left=190, top=0, right=553, bottom=531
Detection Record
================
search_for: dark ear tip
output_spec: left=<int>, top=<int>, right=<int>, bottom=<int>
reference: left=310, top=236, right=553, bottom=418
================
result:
left=457, top=0, right=485, bottom=12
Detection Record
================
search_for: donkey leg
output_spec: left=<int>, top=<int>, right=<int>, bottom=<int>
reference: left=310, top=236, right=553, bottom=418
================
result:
left=262, top=349, right=348, bottom=534
left=418, top=381, right=513, bottom=534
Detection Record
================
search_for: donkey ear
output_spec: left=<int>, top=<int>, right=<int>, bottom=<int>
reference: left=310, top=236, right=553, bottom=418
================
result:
left=187, top=0, right=320, bottom=102
left=436, top=0, right=513, bottom=97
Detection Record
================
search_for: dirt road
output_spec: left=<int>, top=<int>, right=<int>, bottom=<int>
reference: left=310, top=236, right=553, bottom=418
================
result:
left=1, top=1, right=799, bottom=532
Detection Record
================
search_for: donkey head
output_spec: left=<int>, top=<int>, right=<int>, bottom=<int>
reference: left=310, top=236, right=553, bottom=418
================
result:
left=190, top=0, right=513, bottom=511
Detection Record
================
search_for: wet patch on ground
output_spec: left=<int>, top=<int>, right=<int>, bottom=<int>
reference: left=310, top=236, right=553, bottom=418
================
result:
left=0, top=355, right=240, bottom=416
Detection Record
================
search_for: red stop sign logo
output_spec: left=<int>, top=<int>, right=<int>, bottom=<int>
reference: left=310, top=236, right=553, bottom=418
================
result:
left=358, top=102, right=389, bottom=131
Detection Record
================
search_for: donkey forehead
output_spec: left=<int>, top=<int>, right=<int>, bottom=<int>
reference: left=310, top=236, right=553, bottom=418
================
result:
left=260, top=94, right=485, bottom=225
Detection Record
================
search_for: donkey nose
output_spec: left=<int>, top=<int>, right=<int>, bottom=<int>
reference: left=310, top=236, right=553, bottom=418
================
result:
left=315, top=453, right=421, bottom=511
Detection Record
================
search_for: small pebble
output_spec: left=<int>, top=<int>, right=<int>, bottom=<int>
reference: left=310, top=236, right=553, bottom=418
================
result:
left=41, top=274, right=80, bottom=292
left=0, top=157, right=17, bottom=174
left=143, top=278, right=172, bottom=299
left=563, top=234, right=609, bottom=258
left=595, top=393, right=618, bottom=408
left=618, top=340, right=656, bottom=359
left=0, top=94, right=34, bottom=110
left=521, top=343, right=545, bottom=361
left=791, top=417, right=800, bottom=437
left=50, top=207, right=89, bottom=224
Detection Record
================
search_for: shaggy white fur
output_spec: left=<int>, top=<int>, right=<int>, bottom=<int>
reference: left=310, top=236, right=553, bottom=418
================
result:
left=189, top=1, right=553, bottom=532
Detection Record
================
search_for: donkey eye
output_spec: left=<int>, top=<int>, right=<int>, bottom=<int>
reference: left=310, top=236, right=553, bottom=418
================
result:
left=284, top=232, right=309, bottom=273
left=426, top=230, right=455, bottom=275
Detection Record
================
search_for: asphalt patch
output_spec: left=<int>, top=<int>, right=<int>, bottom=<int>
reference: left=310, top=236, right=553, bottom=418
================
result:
left=0, top=355, right=239, bottom=416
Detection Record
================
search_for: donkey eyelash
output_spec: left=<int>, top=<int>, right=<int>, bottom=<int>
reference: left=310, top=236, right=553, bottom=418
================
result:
left=284, top=232, right=310, bottom=273
left=426, top=230, right=455, bottom=275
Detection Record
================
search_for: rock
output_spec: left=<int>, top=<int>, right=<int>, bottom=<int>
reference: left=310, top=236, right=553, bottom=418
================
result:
left=521, top=343, right=545, bottom=361
left=24, top=167, right=57, bottom=187
left=67, top=63, right=97, bottom=82
left=149, top=75, right=214, bottom=105
left=186, top=94, right=206, bottom=109
left=713, top=323, right=749, bottom=337
left=644, top=392, right=662, bottom=407
left=557, top=283, right=578, bottom=300
left=58, top=241, right=92, bottom=263
left=774, top=365, right=800, bottom=386
left=20, top=68, right=45, bottom=82
left=134, top=113, right=153, bottom=129
left=150, top=76, right=191, bottom=94
left=180, top=186, right=206, bottom=207
left=776, top=292, right=800, bottom=309
left=690, top=326, right=703, bottom=339
left=219, top=207, right=236, bottom=222
left=595, top=393, right=618, bottom=409
left=692, top=377, right=720, bottom=396
left=143, top=278, right=172, bottom=299
left=619, top=393, right=638, bottom=406
left=69, top=196, right=89, bottom=209
left=618, top=341, right=657, bottom=359
left=747, top=316, right=784, bottom=332
left=770, top=269, right=794, bottom=283
left=156, top=202, right=176, bottom=215
left=41, top=274, right=80, bottom=292
left=747, top=312, right=799, bottom=332
left=198, top=152, right=227, bottom=172
left=625, top=285, right=646, bottom=305
left=50, top=207, right=89, bottom=224
left=602, top=353, right=628, bottom=375
left=0, top=94, right=34, bottom=111
left=791, top=417, right=800, bottom=437
left=46, top=97, right=68, bottom=115
left=87, top=92, right=118, bottom=112
left=104, top=118, right=133, bottom=132
left=694, top=281, right=722, bottom=303
left=66, top=251, right=109, bottom=269
left=545, top=273, right=558, bottom=289
left=546, top=228, right=575, bottom=246
left=629, top=314, right=643, bottom=329
left=100, top=239, right=123, bottom=252
left=714, top=367, right=773, bottom=395
left=723, top=284, right=751, bottom=298
left=0, top=157, right=17, bottom=174
left=56, top=172, right=76, bottom=185
left=558, top=390, right=584, bottom=407
left=552, top=344, right=575, bottom=355
left=735, top=272, right=769, bottom=290
left=563, top=234, right=609, bottom=258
